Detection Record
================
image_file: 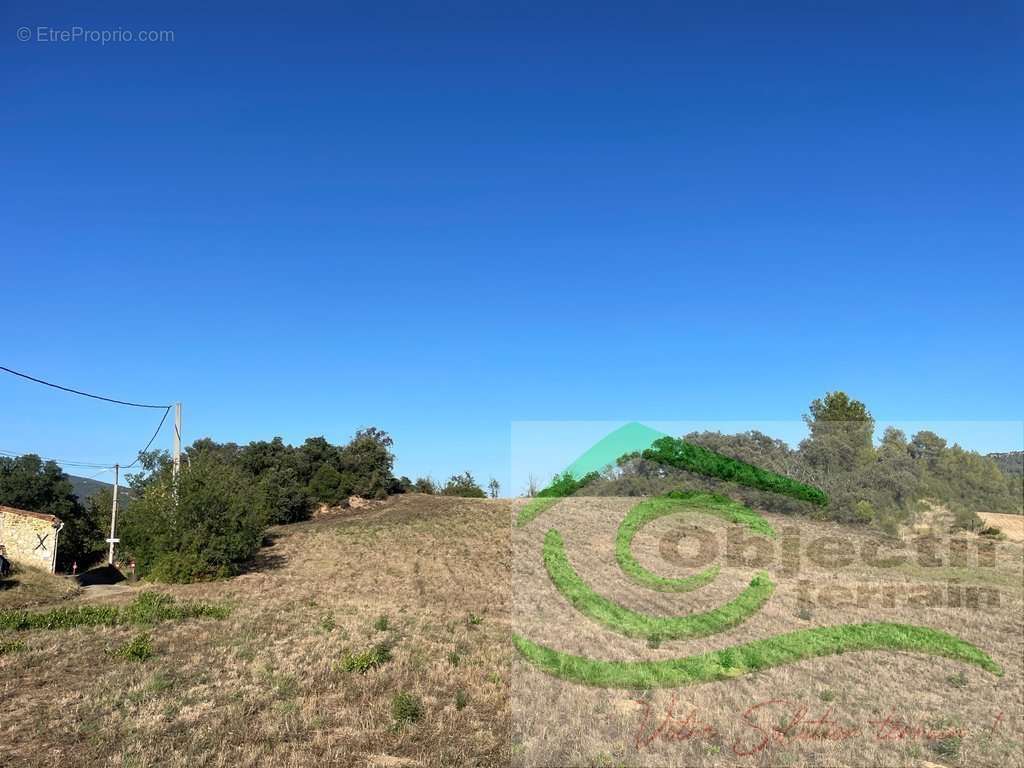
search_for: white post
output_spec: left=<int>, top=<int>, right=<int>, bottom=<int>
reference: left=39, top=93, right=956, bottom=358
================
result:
left=107, top=464, right=120, bottom=566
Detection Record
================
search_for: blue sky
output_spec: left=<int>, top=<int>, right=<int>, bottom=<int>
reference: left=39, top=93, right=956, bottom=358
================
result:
left=2, top=2, right=1021, bottom=493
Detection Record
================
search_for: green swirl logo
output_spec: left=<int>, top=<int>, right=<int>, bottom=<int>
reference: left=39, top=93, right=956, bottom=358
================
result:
left=512, top=427, right=1003, bottom=689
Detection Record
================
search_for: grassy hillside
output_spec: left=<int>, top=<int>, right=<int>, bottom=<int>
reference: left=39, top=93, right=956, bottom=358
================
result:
left=1, top=494, right=1021, bottom=767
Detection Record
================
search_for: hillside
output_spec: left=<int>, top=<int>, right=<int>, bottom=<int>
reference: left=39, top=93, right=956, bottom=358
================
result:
left=2, top=494, right=1022, bottom=767
left=988, top=451, right=1024, bottom=477
left=67, top=474, right=131, bottom=504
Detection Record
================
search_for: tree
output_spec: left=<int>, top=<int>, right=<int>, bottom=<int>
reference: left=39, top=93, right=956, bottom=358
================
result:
left=338, top=428, right=396, bottom=499
left=800, top=391, right=875, bottom=472
left=488, top=478, right=500, bottom=498
left=412, top=476, right=436, bottom=494
left=120, top=451, right=265, bottom=582
left=909, top=431, right=947, bottom=466
left=441, top=471, right=486, bottom=498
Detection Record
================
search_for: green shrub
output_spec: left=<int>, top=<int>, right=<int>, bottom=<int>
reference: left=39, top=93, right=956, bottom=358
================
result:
left=454, top=690, right=468, bottom=710
left=537, top=471, right=602, bottom=498
left=447, top=650, right=460, bottom=667
left=148, top=552, right=224, bottom=583
left=120, top=452, right=266, bottom=581
left=372, top=614, right=390, bottom=632
left=0, top=591, right=228, bottom=632
left=0, top=639, right=26, bottom=656
left=441, top=471, right=487, bottom=498
left=391, top=692, right=422, bottom=724
left=338, top=641, right=392, bottom=673
left=111, top=633, right=154, bottom=662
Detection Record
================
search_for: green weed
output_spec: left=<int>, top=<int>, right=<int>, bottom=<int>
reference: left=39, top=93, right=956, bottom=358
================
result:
left=338, top=641, right=392, bottom=673
left=0, top=639, right=26, bottom=656
left=111, top=633, right=154, bottom=662
left=0, top=591, right=228, bottom=632
left=391, top=692, right=422, bottom=725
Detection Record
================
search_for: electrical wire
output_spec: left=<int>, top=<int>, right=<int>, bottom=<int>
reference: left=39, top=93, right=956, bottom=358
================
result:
left=0, top=366, right=176, bottom=473
left=0, top=365, right=171, bottom=409
left=0, top=449, right=114, bottom=469
left=121, top=405, right=172, bottom=469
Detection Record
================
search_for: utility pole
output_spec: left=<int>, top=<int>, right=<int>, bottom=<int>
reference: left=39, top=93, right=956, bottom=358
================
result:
left=173, top=401, right=182, bottom=481
left=107, top=464, right=120, bottom=566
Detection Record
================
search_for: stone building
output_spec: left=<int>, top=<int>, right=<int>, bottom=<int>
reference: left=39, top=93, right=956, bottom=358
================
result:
left=0, top=506, right=63, bottom=573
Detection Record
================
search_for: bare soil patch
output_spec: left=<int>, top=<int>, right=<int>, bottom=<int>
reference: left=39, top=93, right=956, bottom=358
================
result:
left=979, top=512, right=1024, bottom=543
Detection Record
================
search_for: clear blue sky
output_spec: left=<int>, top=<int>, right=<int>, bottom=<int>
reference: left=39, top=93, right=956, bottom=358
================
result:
left=2, top=2, right=1021, bottom=493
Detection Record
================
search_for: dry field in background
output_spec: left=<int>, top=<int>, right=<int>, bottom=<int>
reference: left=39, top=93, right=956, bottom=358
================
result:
left=2, top=494, right=1022, bottom=768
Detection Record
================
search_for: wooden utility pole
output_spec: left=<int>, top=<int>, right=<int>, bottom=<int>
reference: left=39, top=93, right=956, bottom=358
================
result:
left=172, top=402, right=182, bottom=481
left=107, top=464, right=120, bottom=566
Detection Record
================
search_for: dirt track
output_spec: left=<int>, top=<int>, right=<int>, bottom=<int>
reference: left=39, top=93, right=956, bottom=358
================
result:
left=979, top=512, right=1024, bottom=543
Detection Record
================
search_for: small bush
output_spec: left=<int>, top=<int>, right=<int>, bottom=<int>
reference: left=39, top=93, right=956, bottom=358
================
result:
left=447, top=650, right=460, bottom=667
left=467, top=613, right=483, bottom=627
left=454, top=690, right=468, bottom=710
left=391, top=692, right=422, bottom=724
left=112, top=633, right=154, bottom=662
left=319, top=615, right=335, bottom=632
left=0, top=639, right=26, bottom=656
left=339, top=641, right=392, bottom=673
left=441, top=471, right=487, bottom=498
left=819, top=689, right=835, bottom=702
left=373, top=614, right=390, bottom=632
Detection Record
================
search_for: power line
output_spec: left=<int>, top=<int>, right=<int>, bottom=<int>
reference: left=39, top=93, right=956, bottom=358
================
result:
left=0, top=448, right=114, bottom=470
left=0, top=405, right=172, bottom=471
left=0, top=365, right=171, bottom=409
left=122, top=406, right=172, bottom=469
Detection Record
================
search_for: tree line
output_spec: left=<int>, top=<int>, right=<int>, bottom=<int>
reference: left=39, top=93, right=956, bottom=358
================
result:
left=0, top=428, right=493, bottom=582
left=567, top=392, right=1023, bottom=532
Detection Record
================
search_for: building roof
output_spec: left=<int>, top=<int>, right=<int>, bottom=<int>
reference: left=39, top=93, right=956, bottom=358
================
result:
left=0, top=506, right=62, bottom=525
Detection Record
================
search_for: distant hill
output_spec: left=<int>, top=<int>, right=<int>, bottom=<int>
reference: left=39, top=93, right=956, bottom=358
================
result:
left=67, top=475, right=131, bottom=504
left=988, top=451, right=1023, bottom=477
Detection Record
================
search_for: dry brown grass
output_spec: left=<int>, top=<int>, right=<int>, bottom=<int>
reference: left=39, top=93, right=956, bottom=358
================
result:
left=978, top=513, right=1024, bottom=543
left=0, top=495, right=513, bottom=768
left=0, top=563, right=78, bottom=610
left=1, top=494, right=1021, bottom=767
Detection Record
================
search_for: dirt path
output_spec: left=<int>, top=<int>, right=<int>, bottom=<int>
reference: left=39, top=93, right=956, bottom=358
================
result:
left=978, top=511, right=1024, bottom=542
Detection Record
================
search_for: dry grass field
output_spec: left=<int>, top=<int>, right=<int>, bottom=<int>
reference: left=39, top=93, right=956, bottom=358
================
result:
left=2, top=494, right=1022, bottom=768
left=1, top=495, right=514, bottom=768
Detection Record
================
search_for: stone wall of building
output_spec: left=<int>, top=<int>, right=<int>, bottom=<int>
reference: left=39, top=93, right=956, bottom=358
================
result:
left=0, top=506, right=62, bottom=573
